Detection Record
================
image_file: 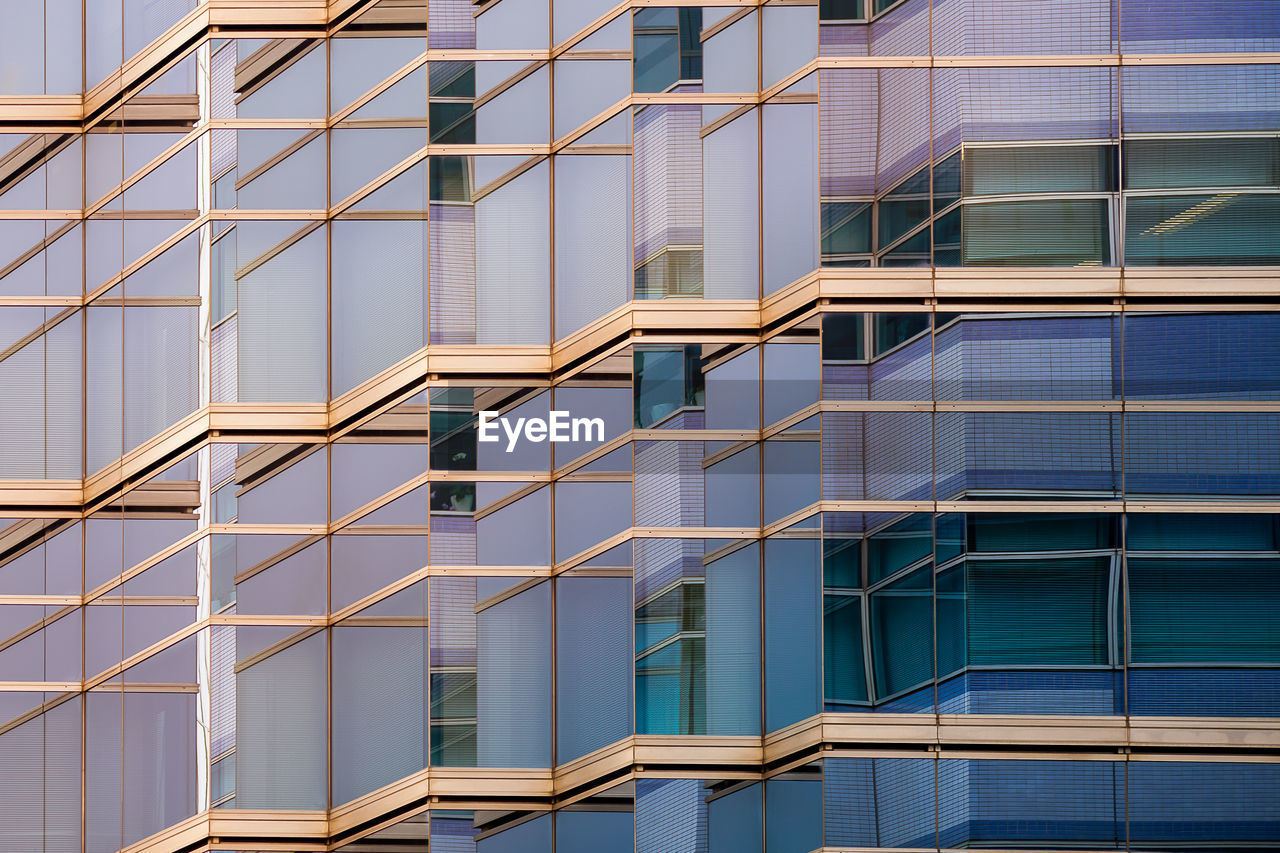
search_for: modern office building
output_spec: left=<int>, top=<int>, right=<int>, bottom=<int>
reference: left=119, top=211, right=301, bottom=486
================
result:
left=0, top=0, right=1279, bottom=850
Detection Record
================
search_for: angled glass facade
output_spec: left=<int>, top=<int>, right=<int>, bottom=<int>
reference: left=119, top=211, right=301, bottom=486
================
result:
left=0, top=0, right=1279, bottom=851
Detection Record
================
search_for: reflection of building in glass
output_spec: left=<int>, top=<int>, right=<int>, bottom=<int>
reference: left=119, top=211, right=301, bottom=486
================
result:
left=0, top=0, right=1278, bottom=850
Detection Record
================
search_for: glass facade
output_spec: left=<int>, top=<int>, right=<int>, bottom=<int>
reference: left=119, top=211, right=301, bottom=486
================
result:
left=0, top=1, right=1278, bottom=851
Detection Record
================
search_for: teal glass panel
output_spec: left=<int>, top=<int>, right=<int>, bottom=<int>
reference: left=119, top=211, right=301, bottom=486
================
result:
left=634, top=31, right=679, bottom=93
left=966, top=556, right=1110, bottom=666
left=935, top=513, right=965, bottom=565
left=873, top=312, right=929, bottom=356
left=634, top=8, right=700, bottom=92
left=821, top=201, right=872, bottom=259
left=933, top=208, right=961, bottom=266
left=867, top=514, right=932, bottom=583
left=878, top=198, right=930, bottom=249
left=1126, top=514, right=1280, bottom=552
left=678, top=8, right=703, bottom=80
left=964, top=144, right=1116, bottom=196
left=968, top=513, right=1116, bottom=553
left=429, top=156, right=470, bottom=201
left=880, top=225, right=931, bottom=266
left=887, top=166, right=930, bottom=197
left=936, top=565, right=966, bottom=678
left=870, top=566, right=933, bottom=699
left=430, top=670, right=476, bottom=765
left=635, top=581, right=704, bottom=653
left=823, top=594, right=867, bottom=705
left=1128, top=557, right=1280, bottom=663
left=1124, top=138, right=1279, bottom=190
left=823, top=536, right=862, bottom=587
left=636, top=637, right=706, bottom=734
left=933, top=151, right=961, bottom=212
left=963, top=199, right=1110, bottom=266
left=431, top=63, right=475, bottom=99
left=429, top=101, right=475, bottom=144
left=1124, top=194, right=1280, bottom=265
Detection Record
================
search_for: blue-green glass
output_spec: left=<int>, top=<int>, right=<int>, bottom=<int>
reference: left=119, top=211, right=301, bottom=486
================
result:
left=880, top=225, right=932, bottom=266
left=888, top=166, right=930, bottom=197
left=634, top=32, right=679, bottom=93
left=1124, top=138, right=1278, bottom=190
left=821, top=201, right=872, bottom=258
left=936, top=565, right=966, bottom=678
left=430, top=671, right=477, bottom=765
left=933, top=152, right=961, bottom=212
left=635, top=581, right=704, bottom=653
left=823, top=537, right=862, bottom=587
left=1128, top=557, right=1280, bottom=663
left=636, top=637, right=707, bottom=734
left=868, top=514, right=932, bottom=583
left=1126, top=514, right=1279, bottom=552
left=824, top=594, right=868, bottom=705
left=1124, top=194, right=1280, bottom=266
left=873, top=312, right=929, bottom=356
left=968, top=513, right=1116, bottom=553
left=429, top=101, right=474, bottom=144
left=963, top=199, right=1110, bottom=266
left=870, top=566, right=933, bottom=699
left=878, top=198, right=930, bottom=249
left=964, top=144, right=1115, bottom=196
left=634, top=347, right=685, bottom=427
left=967, top=557, right=1110, bottom=666
left=933, top=208, right=961, bottom=266
left=935, top=513, right=965, bottom=565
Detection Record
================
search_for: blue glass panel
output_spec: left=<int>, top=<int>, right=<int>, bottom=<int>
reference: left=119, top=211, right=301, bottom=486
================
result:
left=765, top=538, right=820, bottom=730
left=764, top=778, right=822, bottom=853
left=708, top=783, right=762, bottom=853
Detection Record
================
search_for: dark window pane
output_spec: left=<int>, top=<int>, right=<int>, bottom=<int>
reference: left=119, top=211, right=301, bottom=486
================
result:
left=873, top=312, right=929, bottom=356
left=820, top=0, right=864, bottom=20
left=877, top=198, right=930, bottom=248
left=821, top=312, right=865, bottom=361
left=821, top=201, right=871, bottom=259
